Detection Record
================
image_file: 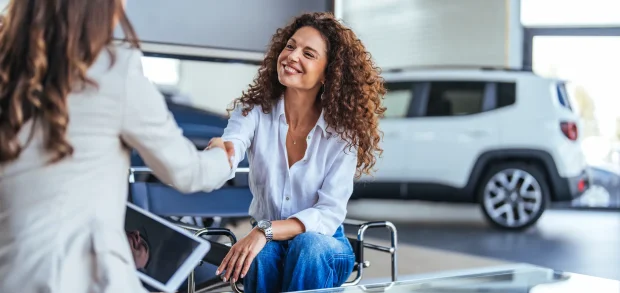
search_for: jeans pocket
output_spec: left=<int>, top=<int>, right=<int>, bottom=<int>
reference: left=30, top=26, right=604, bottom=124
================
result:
left=332, top=254, right=355, bottom=287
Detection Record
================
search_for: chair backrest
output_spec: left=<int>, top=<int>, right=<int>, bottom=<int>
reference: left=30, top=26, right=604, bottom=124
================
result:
left=128, top=172, right=252, bottom=218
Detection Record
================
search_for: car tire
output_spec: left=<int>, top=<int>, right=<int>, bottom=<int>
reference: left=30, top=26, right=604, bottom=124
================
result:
left=477, top=162, right=550, bottom=231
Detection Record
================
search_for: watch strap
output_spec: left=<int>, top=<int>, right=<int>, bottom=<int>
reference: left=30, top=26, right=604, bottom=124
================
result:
left=262, top=226, right=273, bottom=242
left=257, top=220, right=273, bottom=242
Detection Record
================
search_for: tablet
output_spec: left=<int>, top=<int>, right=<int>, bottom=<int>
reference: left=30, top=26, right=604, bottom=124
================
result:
left=125, top=202, right=211, bottom=293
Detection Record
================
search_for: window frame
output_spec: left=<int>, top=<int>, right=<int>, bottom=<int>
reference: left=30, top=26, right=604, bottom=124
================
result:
left=413, top=81, right=497, bottom=118
left=384, top=79, right=518, bottom=118
left=522, top=27, right=620, bottom=70
left=380, top=81, right=417, bottom=119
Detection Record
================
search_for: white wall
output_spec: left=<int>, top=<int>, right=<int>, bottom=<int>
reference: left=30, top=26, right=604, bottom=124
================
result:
left=338, top=0, right=523, bottom=70
left=123, top=0, right=330, bottom=52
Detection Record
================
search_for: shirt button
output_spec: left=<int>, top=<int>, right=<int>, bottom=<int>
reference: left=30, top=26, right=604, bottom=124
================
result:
left=307, top=136, right=310, bottom=140
left=286, top=197, right=290, bottom=201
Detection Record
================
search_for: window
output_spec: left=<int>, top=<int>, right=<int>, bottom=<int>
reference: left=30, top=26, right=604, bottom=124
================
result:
left=521, top=0, right=620, bottom=27
left=497, top=82, right=516, bottom=108
left=382, top=82, right=413, bottom=118
left=141, top=56, right=180, bottom=86
left=556, top=82, right=573, bottom=110
left=425, top=82, right=485, bottom=117
left=140, top=56, right=259, bottom=114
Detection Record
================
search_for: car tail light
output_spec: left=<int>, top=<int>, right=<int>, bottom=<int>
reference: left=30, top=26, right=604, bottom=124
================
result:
left=560, top=121, right=578, bottom=141
left=577, top=178, right=587, bottom=192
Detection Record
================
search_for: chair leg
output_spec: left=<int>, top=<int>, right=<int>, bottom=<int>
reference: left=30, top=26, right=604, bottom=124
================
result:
left=342, top=220, right=398, bottom=286
left=187, top=228, right=237, bottom=293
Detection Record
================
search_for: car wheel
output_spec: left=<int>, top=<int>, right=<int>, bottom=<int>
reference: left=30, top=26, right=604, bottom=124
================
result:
left=478, top=163, right=549, bottom=230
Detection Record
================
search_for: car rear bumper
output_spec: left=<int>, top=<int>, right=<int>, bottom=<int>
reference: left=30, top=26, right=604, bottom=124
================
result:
left=553, top=169, right=591, bottom=201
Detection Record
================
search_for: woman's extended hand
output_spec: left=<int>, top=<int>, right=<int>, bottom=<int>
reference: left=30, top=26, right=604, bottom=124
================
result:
left=206, top=137, right=235, bottom=168
left=216, top=228, right=267, bottom=283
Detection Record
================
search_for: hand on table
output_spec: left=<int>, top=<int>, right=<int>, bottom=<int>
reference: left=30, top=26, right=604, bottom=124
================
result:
left=216, top=228, right=266, bottom=283
left=206, top=137, right=235, bottom=168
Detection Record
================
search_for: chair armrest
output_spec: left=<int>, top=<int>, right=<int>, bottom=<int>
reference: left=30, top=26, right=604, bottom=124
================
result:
left=184, top=227, right=238, bottom=293
left=202, top=240, right=232, bottom=266
left=343, top=220, right=399, bottom=286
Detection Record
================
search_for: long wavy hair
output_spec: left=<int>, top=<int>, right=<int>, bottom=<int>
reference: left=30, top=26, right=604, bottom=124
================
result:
left=229, top=12, right=386, bottom=179
left=0, top=0, right=139, bottom=164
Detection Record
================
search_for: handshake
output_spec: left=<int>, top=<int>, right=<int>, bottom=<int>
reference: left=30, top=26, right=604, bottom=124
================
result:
left=206, top=137, right=235, bottom=168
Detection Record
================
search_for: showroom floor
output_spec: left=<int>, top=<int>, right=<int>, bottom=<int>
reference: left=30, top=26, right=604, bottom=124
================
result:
left=346, top=200, right=620, bottom=281
left=227, top=219, right=510, bottom=283
left=225, top=200, right=619, bottom=285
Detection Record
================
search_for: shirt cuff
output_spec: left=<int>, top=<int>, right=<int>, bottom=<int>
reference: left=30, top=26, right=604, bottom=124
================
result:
left=288, top=208, right=327, bottom=235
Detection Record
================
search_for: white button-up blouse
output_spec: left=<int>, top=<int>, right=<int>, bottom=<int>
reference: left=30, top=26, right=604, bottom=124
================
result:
left=222, top=97, right=357, bottom=236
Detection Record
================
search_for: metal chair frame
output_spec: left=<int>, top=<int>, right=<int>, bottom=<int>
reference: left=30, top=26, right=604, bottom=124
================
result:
left=127, top=167, right=398, bottom=293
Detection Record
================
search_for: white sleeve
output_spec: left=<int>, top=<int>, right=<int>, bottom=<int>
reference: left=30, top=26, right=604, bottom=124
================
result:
left=120, top=50, right=231, bottom=193
left=221, top=104, right=258, bottom=178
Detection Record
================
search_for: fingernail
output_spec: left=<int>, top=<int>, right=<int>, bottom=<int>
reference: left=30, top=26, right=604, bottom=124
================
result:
left=232, top=278, right=236, bottom=283
left=230, top=155, right=235, bottom=161
left=215, top=270, right=220, bottom=275
left=222, top=277, right=227, bottom=282
left=240, top=274, right=245, bottom=278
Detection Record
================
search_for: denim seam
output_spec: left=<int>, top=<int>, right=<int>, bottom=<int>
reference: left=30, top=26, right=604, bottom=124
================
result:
left=332, top=253, right=355, bottom=259
left=323, top=255, right=335, bottom=288
left=326, top=253, right=355, bottom=288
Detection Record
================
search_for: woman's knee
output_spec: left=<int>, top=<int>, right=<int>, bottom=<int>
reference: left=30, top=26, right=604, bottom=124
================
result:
left=288, top=232, right=346, bottom=260
left=283, top=233, right=355, bottom=289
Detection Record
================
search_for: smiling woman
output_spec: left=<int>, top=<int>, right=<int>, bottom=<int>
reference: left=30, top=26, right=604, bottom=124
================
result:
left=213, top=12, right=387, bottom=292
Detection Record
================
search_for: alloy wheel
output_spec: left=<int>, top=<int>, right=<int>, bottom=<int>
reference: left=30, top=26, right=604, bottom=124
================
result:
left=483, top=168, right=543, bottom=228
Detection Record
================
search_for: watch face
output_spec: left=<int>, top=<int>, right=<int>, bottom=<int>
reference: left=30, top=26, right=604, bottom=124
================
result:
left=258, top=220, right=270, bottom=229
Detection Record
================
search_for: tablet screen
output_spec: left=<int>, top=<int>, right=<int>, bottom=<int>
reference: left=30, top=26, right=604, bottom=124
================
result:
left=125, top=205, right=203, bottom=287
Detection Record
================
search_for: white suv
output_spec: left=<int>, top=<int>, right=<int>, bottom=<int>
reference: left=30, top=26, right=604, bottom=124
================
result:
left=355, top=68, right=591, bottom=230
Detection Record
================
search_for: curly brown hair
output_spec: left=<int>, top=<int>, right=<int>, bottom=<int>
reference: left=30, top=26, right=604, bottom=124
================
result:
left=0, top=0, right=138, bottom=164
left=229, top=12, right=386, bottom=178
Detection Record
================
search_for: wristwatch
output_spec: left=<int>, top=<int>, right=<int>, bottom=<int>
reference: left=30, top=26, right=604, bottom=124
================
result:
left=256, top=220, right=273, bottom=242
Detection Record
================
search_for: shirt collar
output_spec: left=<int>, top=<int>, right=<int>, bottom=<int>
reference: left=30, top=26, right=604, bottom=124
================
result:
left=316, top=110, right=328, bottom=137
left=276, top=97, right=328, bottom=137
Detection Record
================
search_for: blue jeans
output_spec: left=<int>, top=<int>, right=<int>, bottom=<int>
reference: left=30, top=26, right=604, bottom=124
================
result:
left=243, top=225, right=355, bottom=293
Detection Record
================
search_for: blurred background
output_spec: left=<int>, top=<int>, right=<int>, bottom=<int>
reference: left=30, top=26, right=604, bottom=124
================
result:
left=3, top=0, right=616, bottom=286
left=124, top=0, right=620, bottom=283
left=131, top=0, right=620, bottom=211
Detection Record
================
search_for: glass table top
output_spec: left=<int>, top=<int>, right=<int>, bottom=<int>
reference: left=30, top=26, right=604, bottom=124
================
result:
left=293, top=265, right=620, bottom=293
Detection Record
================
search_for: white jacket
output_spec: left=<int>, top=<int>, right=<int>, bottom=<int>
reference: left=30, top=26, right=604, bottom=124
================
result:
left=0, top=44, right=231, bottom=293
